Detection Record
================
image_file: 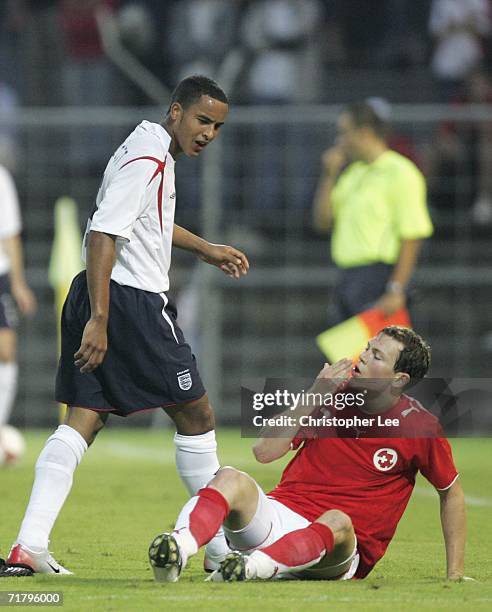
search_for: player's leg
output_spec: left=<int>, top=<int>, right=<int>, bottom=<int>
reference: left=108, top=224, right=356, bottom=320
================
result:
left=1, top=407, right=107, bottom=577
left=0, top=325, right=18, bottom=430
left=164, top=393, right=217, bottom=491
left=219, top=509, right=356, bottom=581
left=149, top=466, right=261, bottom=582
left=164, top=393, right=231, bottom=567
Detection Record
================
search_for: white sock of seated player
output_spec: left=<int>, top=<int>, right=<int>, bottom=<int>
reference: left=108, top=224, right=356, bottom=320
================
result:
left=16, top=424, right=87, bottom=551
left=174, top=431, right=229, bottom=559
left=0, top=362, right=18, bottom=426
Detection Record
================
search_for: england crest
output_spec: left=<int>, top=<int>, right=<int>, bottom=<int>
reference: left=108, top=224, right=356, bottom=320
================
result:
left=177, top=369, right=192, bottom=391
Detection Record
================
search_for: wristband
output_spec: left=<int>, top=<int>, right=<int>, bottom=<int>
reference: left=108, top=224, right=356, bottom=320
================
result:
left=386, top=281, right=405, bottom=294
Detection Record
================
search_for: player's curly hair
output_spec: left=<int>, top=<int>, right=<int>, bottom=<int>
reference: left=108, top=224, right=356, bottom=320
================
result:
left=381, top=326, right=431, bottom=383
left=167, top=75, right=228, bottom=112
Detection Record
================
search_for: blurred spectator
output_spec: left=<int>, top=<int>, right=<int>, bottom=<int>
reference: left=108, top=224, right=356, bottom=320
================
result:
left=0, top=82, right=19, bottom=173
left=60, top=0, right=119, bottom=107
left=337, top=0, right=388, bottom=68
left=425, top=68, right=492, bottom=224
left=238, top=0, right=324, bottom=220
left=378, top=0, right=431, bottom=69
left=60, top=0, right=119, bottom=171
left=6, top=0, right=64, bottom=106
left=240, top=0, right=323, bottom=104
left=165, top=0, right=244, bottom=85
left=429, top=0, right=491, bottom=100
left=117, top=0, right=171, bottom=103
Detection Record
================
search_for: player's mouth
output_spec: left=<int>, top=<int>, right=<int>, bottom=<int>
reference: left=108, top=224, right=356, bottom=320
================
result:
left=192, top=140, right=208, bottom=153
left=352, top=364, right=362, bottom=377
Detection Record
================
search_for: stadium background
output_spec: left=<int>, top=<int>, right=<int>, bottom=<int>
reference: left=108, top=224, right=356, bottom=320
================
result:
left=1, top=1, right=491, bottom=426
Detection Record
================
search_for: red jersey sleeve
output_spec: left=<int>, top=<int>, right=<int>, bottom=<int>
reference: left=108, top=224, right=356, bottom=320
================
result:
left=417, top=437, right=459, bottom=490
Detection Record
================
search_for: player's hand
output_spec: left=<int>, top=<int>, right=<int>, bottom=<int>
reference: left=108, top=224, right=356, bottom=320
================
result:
left=321, top=146, right=347, bottom=177
left=11, top=282, right=37, bottom=316
left=312, top=359, right=353, bottom=394
left=375, top=291, right=406, bottom=317
left=74, top=316, right=108, bottom=374
left=198, top=242, right=249, bottom=279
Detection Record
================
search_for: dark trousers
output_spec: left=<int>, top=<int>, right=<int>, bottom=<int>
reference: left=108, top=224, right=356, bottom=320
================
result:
left=333, top=263, right=394, bottom=323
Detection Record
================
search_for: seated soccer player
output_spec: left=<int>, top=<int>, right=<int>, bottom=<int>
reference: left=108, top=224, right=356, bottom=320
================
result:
left=149, top=326, right=466, bottom=582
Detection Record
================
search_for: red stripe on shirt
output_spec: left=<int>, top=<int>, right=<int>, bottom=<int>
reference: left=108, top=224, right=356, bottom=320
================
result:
left=120, top=155, right=167, bottom=231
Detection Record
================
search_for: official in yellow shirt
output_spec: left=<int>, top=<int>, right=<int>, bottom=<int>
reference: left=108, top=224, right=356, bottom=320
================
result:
left=313, top=101, right=433, bottom=322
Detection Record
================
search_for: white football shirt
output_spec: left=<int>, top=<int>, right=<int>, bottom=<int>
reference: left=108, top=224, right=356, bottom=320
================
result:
left=0, top=164, right=22, bottom=275
left=83, top=121, right=176, bottom=292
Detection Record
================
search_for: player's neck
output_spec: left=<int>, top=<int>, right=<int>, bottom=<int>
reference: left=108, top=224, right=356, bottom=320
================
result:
left=161, top=121, right=182, bottom=158
left=363, top=141, right=388, bottom=164
left=359, top=392, right=400, bottom=415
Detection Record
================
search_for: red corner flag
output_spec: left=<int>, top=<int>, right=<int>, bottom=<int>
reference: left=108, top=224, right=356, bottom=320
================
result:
left=316, top=307, right=411, bottom=363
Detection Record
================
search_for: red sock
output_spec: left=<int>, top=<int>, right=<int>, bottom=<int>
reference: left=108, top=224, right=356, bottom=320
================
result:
left=187, top=487, right=230, bottom=548
left=259, top=522, right=335, bottom=568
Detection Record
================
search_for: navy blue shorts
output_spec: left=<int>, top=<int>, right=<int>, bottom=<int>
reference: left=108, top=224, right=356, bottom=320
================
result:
left=0, top=274, right=18, bottom=329
left=55, top=272, right=206, bottom=416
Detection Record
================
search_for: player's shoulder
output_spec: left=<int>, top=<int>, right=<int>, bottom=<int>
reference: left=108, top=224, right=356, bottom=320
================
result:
left=397, top=394, right=441, bottom=433
left=383, top=150, right=423, bottom=181
left=123, top=120, right=171, bottom=159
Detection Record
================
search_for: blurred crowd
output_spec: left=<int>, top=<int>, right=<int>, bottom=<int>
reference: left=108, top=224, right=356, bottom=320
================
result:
left=1, top=0, right=492, bottom=223
left=0, top=0, right=491, bottom=108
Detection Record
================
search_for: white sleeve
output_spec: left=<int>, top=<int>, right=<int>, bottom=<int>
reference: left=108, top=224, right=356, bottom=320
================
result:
left=89, top=152, right=159, bottom=241
left=0, top=166, right=22, bottom=239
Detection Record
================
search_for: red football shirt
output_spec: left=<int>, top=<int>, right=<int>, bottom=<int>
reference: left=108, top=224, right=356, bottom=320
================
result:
left=268, top=394, right=458, bottom=578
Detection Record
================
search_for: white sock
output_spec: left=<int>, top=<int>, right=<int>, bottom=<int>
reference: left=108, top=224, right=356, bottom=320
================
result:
left=0, top=362, right=18, bottom=426
left=172, top=496, right=200, bottom=559
left=17, top=424, right=87, bottom=550
left=174, top=431, right=229, bottom=559
left=174, top=431, right=220, bottom=494
left=246, top=550, right=280, bottom=579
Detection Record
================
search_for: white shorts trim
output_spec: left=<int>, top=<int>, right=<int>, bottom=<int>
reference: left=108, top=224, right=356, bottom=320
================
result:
left=159, top=292, right=179, bottom=344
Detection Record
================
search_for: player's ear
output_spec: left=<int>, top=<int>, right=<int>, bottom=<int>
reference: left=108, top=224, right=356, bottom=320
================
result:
left=169, top=102, right=184, bottom=122
left=393, top=372, right=409, bottom=390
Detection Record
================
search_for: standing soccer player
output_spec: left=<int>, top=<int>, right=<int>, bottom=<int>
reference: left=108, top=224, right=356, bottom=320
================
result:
left=1, top=76, right=249, bottom=576
left=0, top=164, right=37, bottom=437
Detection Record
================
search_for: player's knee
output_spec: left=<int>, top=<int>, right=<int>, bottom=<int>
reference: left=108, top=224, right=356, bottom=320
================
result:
left=87, top=417, right=107, bottom=446
left=0, top=336, right=16, bottom=362
left=168, top=394, right=215, bottom=435
left=316, top=509, right=353, bottom=543
left=212, top=466, right=251, bottom=504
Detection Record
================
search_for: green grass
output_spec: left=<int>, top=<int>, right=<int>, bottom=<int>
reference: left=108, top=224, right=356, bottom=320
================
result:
left=1, top=430, right=491, bottom=611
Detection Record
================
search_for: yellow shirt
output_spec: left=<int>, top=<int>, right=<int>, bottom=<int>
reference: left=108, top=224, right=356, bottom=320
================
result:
left=331, top=150, right=433, bottom=268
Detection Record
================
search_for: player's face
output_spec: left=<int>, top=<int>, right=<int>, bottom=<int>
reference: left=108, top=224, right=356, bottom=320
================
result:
left=337, top=113, right=362, bottom=159
left=352, top=333, right=404, bottom=380
left=172, top=95, right=228, bottom=157
left=337, top=113, right=369, bottom=160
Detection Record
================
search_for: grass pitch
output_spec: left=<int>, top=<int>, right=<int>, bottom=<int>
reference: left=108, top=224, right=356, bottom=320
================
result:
left=1, top=429, right=491, bottom=611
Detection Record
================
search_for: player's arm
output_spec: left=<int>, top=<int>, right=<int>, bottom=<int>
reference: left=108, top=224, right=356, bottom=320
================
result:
left=312, top=146, right=346, bottom=233
left=2, top=234, right=36, bottom=315
left=253, top=359, right=352, bottom=463
left=375, top=238, right=422, bottom=316
left=172, top=224, right=249, bottom=279
left=437, top=478, right=466, bottom=580
left=74, top=231, right=116, bottom=374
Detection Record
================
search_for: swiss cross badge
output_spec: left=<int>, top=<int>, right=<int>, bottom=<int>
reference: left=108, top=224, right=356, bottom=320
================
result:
left=373, top=448, right=398, bottom=471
